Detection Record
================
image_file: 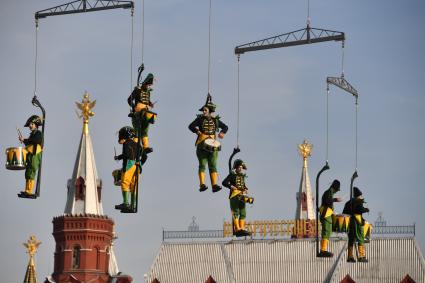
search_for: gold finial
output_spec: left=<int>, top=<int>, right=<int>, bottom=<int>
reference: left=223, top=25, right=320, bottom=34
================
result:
left=23, top=235, right=41, bottom=265
left=75, top=91, right=96, bottom=134
left=298, top=139, right=313, bottom=168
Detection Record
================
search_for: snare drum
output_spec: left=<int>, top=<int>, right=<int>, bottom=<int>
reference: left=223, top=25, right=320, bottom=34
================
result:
left=333, top=214, right=350, bottom=233
left=363, top=221, right=372, bottom=238
left=144, top=110, right=157, bottom=124
left=5, top=146, right=27, bottom=170
left=112, top=169, right=122, bottom=186
left=201, top=138, right=221, bottom=152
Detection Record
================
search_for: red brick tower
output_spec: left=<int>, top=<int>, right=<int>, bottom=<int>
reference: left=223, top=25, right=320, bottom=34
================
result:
left=45, top=93, right=132, bottom=283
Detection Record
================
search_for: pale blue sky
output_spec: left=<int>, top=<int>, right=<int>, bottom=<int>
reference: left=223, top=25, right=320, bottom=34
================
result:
left=1, top=1, right=424, bottom=282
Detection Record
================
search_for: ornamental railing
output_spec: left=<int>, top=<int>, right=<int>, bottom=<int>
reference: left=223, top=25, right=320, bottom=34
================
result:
left=162, top=219, right=415, bottom=241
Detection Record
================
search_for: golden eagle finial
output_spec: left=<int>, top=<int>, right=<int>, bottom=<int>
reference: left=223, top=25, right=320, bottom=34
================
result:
left=298, top=139, right=313, bottom=167
left=76, top=91, right=96, bottom=134
left=23, top=235, right=41, bottom=261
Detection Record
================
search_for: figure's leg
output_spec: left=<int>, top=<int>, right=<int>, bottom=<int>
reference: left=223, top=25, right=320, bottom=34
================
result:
left=140, top=114, right=152, bottom=153
left=130, top=172, right=138, bottom=209
left=117, top=166, right=136, bottom=209
left=357, top=224, right=368, bottom=262
left=230, top=198, right=240, bottom=235
left=208, top=151, right=221, bottom=192
left=347, top=221, right=356, bottom=262
left=318, top=216, right=333, bottom=257
left=238, top=202, right=250, bottom=236
left=23, top=153, right=39, bottom=195
left=196, top=148, right=208, bottom=192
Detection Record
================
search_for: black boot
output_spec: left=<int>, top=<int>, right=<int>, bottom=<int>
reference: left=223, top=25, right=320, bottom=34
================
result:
left=212, top=185, right=222, bottom=193
left=347, top=257, right=356, bottom=263
left=115, top=203, right=125, bottom=210
left=317, top=251, right=334, bottom=257
left=199, top=184, right=208, bottom=192
left=144, top=147, right=153, bottom=154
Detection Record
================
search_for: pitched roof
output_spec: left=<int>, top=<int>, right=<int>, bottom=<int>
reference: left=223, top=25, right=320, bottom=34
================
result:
left=146, top=237, right=425, bottom=283
left=330, top=237, right=425, bottom=283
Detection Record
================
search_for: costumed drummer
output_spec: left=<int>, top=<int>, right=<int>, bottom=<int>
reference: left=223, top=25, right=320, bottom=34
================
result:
left=127, top=68, right=156, bottom=154
left=188, top=94, right=228, bottom=192
left=342, top=187, right=370, bottom=263
left=318, top=179, right=342, bottom=257
left=18, top=115, right=43, bottom=197
left=114, top=126, right=147, bottom=211
left=222, top=159, right=252, bottom=237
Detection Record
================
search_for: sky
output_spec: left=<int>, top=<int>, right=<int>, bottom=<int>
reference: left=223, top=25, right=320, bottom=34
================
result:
left=1, top=0, right=425, bottom=282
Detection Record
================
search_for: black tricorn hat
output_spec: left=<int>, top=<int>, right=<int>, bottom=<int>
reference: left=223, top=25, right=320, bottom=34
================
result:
left=353, top=187, right=363, bottom=198
left=331, top=179, right=341, bottom=191
left=233, top=159, right=247, bottom=170
left=142, top=73, right=154, bottom=86
left=24, top=115, right=42, bottom=127
left=199, top=93, right=216, bottom=112
left=118, top=126, right=136, bottom=141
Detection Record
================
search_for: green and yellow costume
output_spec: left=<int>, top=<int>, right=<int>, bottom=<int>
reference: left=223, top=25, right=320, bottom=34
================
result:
left=188, top=94, right=228, bottom=192
left=222, top=159, right=252, bottom=237
left=318, top=179, right=341, bottom=257
left=20, top=115, right=43, bottom=196
left=115, top=126, right=146, bottom=211
left=343, top=187, right=370, bottom=262
left=127, top=73, right=156, bottom=153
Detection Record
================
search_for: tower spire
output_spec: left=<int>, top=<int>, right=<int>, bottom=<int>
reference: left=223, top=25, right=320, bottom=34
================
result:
left=295, top=139, right=315, bottom=220
left=65, top=92, right=103, bottom=215
left=23, top=235, right=41, bottom=283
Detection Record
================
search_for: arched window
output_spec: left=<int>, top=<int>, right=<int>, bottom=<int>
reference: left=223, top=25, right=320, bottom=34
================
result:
left=72, top=246, right=81, bottom=269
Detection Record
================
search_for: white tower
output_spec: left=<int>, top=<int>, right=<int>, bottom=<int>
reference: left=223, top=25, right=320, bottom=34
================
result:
left=63, top=92, right=119, bottom=275
left=295, top=140, right=316, bottom=220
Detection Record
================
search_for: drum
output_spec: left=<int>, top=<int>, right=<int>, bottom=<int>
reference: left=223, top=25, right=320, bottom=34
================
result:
left=144, top=110, right=157, bottom=124
left=201, top=138, right=221, bottom=152
left=363, top=221, right=372, bottom=238
left=333, top=214, right=350, bottom=233
left=5, top=146, right=26, bottom=170
left=112, top=169, right=122, bottom=186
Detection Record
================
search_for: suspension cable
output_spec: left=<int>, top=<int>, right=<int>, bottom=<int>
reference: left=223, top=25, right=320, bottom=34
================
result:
left=236, top=55, right=240, bottom=148
left=341, top=40, right=345, bottom=78
left=34, top=19, right=39, bottom=97
left=141, top=0, right=145, bottom=63
left=306, top=0, right=311, bottom=26
left=326, top=83, right=330, bottom=162
left=207, top=0, right=212, bottom=94
left=130, top=7, right=134, bottom=89
left=355, top=96, right=358, bottom=170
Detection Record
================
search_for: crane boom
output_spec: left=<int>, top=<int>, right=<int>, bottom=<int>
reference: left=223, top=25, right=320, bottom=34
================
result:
left=35, top=0, right=133, bottom=19
left=235, top=25, right=344, bottom=55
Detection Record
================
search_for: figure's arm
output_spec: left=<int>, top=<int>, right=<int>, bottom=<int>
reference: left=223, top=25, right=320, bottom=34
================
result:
left=322, top=190, right=333, bottom=207
left=128, top=88, right=138, bottom=107
left=188, top=117, right=201, bottom=134
left=356, top=201, right=369, bottom=213
left=218, top=120, right=228, bottom=134
left=222, top=174, right=232, bottom=189
left=24, top=131, right=42, bottom=146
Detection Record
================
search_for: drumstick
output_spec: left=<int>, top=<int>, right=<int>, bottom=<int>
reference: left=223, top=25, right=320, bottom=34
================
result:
left=16, top=127, right=23, bottom=143
left=114, top=147, right=118, bottom=162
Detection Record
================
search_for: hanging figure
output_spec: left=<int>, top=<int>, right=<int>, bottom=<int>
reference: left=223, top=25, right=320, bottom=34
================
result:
left=318, top=179, right=342, bottom=257
left=222, top=159, right=253, bottom=237
left=188, top=94, right=228, bottom=192
left=18, top=115, right=43, bottom=198
left=343, top=187, right=370, bottom=263
left=114, top=126, right=147, bottom=212
left=127, top=64, right=157, bottom=154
